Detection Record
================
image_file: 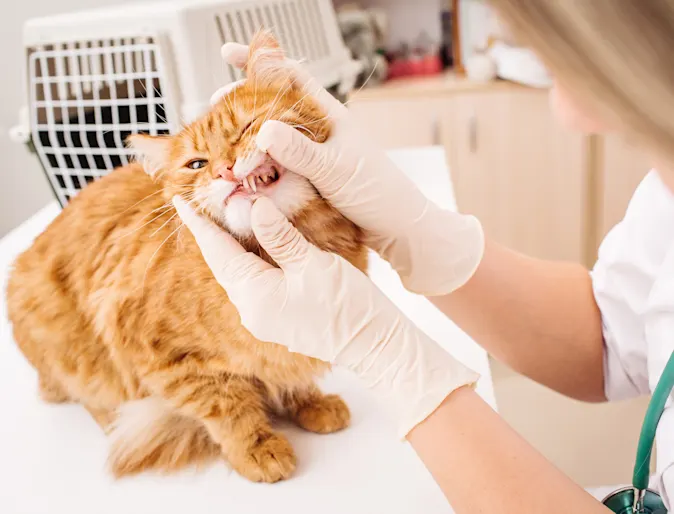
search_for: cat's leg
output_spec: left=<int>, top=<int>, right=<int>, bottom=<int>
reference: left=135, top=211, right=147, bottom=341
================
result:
left=283, top=385, right=351, bottom=434
left=84, top=405, right=116, bottom=432
left=38, top=374, right=71, bottom=404
left=146, top=371, right=296, bottom=483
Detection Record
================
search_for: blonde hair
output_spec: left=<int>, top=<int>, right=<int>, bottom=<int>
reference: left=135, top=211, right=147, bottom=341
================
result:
left=489, top=0, right=674, bottom=163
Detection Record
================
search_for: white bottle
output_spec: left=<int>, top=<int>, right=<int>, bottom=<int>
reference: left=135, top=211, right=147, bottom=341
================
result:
left=465, top=52, right=497, bottom=83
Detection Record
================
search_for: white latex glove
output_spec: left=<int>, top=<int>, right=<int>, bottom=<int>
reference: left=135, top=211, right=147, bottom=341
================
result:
left=174, top=196, right=479, bottom=438
left=214, top=43, right=485, bottom=297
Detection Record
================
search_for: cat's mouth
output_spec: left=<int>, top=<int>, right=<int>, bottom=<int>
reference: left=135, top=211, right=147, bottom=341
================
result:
left=228, top=163, right=284, bottom=201
left=240, top=165, right=282, bottom=193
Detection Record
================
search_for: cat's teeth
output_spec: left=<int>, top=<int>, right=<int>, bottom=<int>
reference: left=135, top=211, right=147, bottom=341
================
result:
left=261, top=175, right=269, bottom=184
left=250, top=176, right=257, bottom=193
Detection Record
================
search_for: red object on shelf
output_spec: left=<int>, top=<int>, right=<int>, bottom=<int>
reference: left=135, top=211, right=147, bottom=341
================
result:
left=422, top=54, right=443, bottom=75
left=409, top=56, right=424, bottom=76
left=387, top=55, right=442, bottom=80
left=387, top=59, right=403, bottom=79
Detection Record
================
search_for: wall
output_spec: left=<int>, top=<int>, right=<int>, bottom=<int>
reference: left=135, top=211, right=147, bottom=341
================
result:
left=333, top=0, right=494, bottom=69
left=0, top=0, right=137, bottom=237
left=334, top=0, right=445, bottom=49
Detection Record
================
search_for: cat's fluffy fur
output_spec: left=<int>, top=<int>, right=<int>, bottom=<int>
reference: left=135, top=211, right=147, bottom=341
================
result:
left=6, top=31, right=367, bottom=483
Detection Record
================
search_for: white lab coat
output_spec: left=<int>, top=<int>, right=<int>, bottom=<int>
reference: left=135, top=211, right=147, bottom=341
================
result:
left=592, top=170, right=674, bottom=507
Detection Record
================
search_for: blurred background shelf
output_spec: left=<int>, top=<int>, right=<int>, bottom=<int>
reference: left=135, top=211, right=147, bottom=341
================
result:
left=348, top=77, right=650, bottom=266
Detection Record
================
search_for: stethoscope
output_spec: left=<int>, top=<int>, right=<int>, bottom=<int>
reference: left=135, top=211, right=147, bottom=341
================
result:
left=601, top=352, right=674, bottom=513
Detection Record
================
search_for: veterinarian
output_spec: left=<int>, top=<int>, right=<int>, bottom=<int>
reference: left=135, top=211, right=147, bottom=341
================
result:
left=174, top=2, right=674, bottom=512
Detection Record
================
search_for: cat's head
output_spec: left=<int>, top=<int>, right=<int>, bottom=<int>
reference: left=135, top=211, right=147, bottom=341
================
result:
left=127, top=30, right=331, bottom=240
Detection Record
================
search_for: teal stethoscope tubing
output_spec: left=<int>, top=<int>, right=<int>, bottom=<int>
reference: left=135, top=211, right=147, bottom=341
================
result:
left=634, top=351, right=674, bottom=491
left=603, top=351, right=674, bottom=512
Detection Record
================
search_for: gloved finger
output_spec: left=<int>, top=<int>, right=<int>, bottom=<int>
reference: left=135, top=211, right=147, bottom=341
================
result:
left=220, top=42, right=249, bottom=68
left=173, top=197, right=273, bottom=286
left=256, top=120, right=327, bottom=184
left=251, top=197, right=312, bottom=272
left=210, top=79, right=246, bottom=106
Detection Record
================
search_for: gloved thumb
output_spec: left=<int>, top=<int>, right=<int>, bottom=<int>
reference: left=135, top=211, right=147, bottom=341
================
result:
left=256, top=120, right=326, bottom=183
left=173, top=196, right=273, bottom=288
left=251, top=197, right=311, bottom=271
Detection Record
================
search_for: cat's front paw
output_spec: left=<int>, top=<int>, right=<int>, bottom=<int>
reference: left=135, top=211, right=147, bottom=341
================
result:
left=294, top=394, right=351, bottom=434
left=230, top=431, right=296, bottom=483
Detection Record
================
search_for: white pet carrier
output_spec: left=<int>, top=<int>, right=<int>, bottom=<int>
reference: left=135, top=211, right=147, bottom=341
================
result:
left=12, top=0, right=356, bottom=206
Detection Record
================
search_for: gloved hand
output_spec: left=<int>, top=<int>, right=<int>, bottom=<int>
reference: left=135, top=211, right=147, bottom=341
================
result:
left=213, top=43, right=485, bottom=297
left=174, top=196, right=479, bottom=438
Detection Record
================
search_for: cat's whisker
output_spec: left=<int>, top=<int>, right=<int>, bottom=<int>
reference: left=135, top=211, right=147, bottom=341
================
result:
left=268, top=76, right=299, bottom=120
left=282, top=111, right=334, bottom=128
left=117, top=185, right=192, bottom=217
left=140, top=222, right=184, bottom=297
left=154, top=167, right=176, bottom=181
left=148, top=193, right=196, bottom=217
left=261, top=75, right=299, bottom=128
left=253, top=71, right=259, bottom=122
left=341, top=61, right=380, bottom=110
left=143, top=194, right=193, bottom=217
left=115, top=200, right=183, bottom=241
left=263, top=75, right=296, bottom=122
left=275, top=80, right=337, bottom=130
left=275, top=82, right=320, bottom=125
left=147, top=202, right=175, bottom=216
left=287, top=123, right=317, bottom=140
left=219, top=92, right=235, bottom=117
left=233, top=77, right=240, bottom=115
left=150, top=211, right=180, bottom=237
left=117, top=189, right=165, bottom=215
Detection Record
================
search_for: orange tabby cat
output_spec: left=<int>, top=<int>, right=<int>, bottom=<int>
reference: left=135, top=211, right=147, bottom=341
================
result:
left=6, top=30, right=367, bottom=483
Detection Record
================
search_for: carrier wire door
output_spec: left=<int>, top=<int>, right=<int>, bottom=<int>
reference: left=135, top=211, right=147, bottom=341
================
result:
left=28, top=37, right=178, bottom=206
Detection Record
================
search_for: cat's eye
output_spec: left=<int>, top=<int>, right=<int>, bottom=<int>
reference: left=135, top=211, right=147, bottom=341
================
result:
left=185, top=159, right=208, bottom=170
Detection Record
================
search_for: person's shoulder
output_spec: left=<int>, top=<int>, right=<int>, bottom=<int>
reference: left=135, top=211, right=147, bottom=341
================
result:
left=597, top=169, right=674, bottom=269
left=624, top=170, right=674, bottom=221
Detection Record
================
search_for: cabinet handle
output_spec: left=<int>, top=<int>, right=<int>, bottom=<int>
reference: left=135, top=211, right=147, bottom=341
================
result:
left=431, top=114, right=440, bottom=146
left=468, top=114, right=478, bottom=153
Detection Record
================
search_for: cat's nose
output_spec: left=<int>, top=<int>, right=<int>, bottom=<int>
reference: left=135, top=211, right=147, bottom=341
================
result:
left=212, top=162, right=235, bottom=182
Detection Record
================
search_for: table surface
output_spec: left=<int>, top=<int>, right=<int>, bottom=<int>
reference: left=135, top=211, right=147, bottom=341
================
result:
left=0, top=147, right=495, bottom=514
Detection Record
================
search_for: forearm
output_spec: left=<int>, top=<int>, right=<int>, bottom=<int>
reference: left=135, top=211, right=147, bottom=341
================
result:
left=431, top=239, right=605, bottom=401
left=408, top=387, right=610, bottom=514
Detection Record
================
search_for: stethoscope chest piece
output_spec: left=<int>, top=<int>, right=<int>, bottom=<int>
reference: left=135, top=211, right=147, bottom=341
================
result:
left=602, top=487, right=667, bottom=513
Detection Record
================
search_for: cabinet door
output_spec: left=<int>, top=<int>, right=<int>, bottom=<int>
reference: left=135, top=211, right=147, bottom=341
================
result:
left=599, top=136, right=650, bottom=238
left=446, top=90, right=588, bottom=263
left=347, top=99, right=442, bottom=149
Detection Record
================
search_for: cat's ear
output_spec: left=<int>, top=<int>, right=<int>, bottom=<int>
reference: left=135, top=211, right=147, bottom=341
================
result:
left=245, top=28, right=289, bottom=86
left=126, top=134, right=172, bottom=177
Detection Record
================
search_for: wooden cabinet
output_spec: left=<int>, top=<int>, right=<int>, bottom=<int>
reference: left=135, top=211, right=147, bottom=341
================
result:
left=446, top=89, right=589, bottom=263
left=348, top=74, right=655, bottom=265
left=347, top=99, right=443, bottom=149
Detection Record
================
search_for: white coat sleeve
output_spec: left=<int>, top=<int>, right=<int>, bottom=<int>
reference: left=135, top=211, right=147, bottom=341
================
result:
left=591, top=172, right=668, bottom=401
